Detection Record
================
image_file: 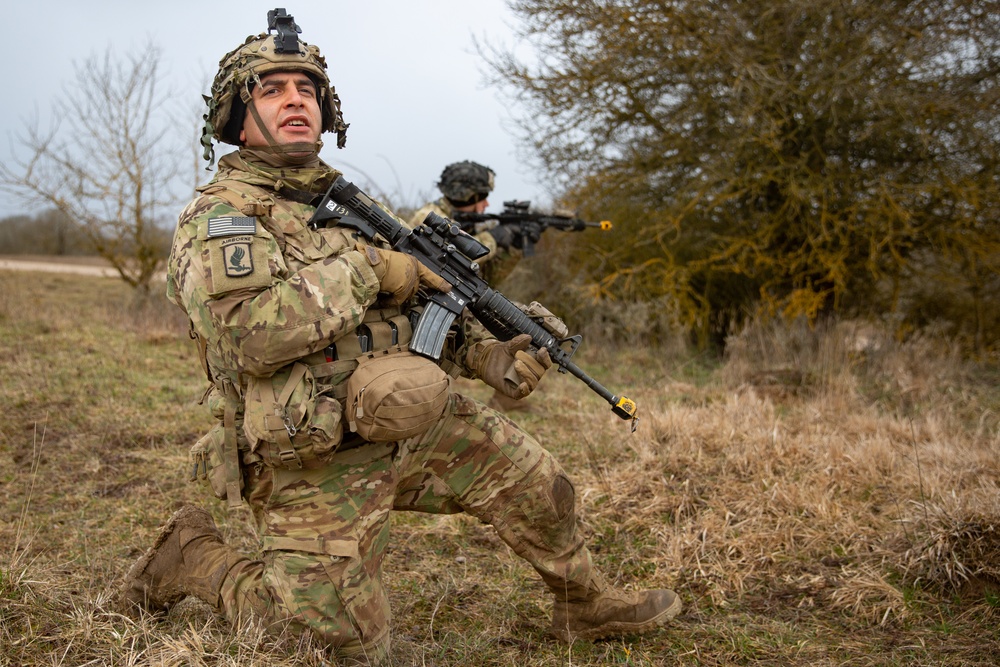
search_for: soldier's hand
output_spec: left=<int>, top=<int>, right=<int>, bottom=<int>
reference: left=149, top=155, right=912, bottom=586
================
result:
left=468, top=334, right=552, bottom=399
left=358, top=244, right=451, bottom=305
left=487, top=224, right=516, bottom=250
left=488, top=222, right=542, bottom=250
left=519, top=221, right=543, bottom=245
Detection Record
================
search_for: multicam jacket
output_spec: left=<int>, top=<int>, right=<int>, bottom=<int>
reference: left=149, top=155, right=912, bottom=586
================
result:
left=167, top=152, right=482, bottom=408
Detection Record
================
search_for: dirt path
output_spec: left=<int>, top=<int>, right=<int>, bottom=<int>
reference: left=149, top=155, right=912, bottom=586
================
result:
left=0, top=257, right=119, bottom=278
left=0, top=256, right=166, bottom=280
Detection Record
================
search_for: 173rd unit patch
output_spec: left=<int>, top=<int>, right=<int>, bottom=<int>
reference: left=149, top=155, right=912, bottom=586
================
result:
left=221, top=236, right=254, bottom=277
left=205, top=217, right=272, bottom=295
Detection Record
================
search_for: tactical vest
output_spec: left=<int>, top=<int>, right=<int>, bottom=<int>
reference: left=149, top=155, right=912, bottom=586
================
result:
left=188, top=179, right=456, bottom=508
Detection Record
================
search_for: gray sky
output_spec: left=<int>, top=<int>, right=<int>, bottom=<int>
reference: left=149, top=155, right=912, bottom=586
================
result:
left=3, top=0, right=549, bottom=218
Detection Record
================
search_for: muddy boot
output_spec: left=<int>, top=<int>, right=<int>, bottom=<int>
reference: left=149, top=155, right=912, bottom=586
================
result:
left=121, top=505, right=248, bottom=614
left=550, top=584, right=682, bottom=643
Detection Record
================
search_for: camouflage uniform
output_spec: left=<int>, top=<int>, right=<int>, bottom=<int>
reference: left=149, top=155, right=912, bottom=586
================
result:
left=166, top=151, right=601, bottom=657
left=126, top=12, right=679, bottom=662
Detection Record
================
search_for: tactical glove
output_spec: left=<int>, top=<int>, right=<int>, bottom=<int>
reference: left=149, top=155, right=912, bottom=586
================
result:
left=487, top=222, right=542, bottom=250
left=358, top=244, right=451, bottom=305
left=468, top=333, right=552, bottom=399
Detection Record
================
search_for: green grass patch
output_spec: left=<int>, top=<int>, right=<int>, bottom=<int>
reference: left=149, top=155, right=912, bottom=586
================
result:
left=1, top=268, right=998, bottom=665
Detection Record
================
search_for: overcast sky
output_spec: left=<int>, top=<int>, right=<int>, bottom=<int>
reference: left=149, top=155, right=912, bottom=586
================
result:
left=3, top=0, right=550, bottom=219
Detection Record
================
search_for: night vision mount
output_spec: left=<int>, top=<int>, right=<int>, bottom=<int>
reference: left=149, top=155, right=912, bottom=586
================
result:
left=267, top=8, right=303, bottom=53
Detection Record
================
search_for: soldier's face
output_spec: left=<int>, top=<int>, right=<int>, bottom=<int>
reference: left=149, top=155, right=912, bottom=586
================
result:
left=240, top=71, right=322, bottom=151
left=455, top=198, right=490, bottom=214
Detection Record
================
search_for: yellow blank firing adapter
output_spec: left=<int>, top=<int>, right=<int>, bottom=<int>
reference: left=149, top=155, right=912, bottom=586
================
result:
left=611, top=395, right=639, bottom=432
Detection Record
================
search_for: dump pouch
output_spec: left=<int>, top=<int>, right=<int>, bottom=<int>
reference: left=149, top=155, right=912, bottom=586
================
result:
left=346, top=346, right=451, bottom=443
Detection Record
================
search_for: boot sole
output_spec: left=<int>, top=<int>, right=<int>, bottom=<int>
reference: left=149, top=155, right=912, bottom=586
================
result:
left=121, top=505, right=212, bottom=613
left=551, top=593, right=682, bottom=643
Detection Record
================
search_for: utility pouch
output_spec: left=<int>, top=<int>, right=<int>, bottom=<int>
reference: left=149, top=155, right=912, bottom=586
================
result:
left=243, top=363, right=344, bottom=469
left=189, top=423, right=230, bottom=500
left=346, top=345, right=451, bottom=443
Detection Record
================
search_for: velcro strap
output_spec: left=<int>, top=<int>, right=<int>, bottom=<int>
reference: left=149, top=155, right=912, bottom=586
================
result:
left=223, top=386, right=242, bottom=510
left=363, top=306, right=402, bottom=323
left=438, top=357, right=463, bottom=379
left=310, top=358, right=357, bottom=381
left=261, top=535, right=360, bottom=558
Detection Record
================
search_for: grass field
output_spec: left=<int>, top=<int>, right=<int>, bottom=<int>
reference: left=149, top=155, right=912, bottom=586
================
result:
left=1, top=268, right=998, bottom=666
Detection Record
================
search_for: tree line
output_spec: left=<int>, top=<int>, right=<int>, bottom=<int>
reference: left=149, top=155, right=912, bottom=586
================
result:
left=0, top=208, right=172, bottom=258
left=3, top=1, right=997, bottom=350
left=484, top=0, right=1000, bottom=352
left=0, top=44, right=194, bottom=300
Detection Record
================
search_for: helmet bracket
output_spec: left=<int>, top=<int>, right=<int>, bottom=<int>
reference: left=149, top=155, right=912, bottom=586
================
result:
left=267, top=8, right=302, bottom=54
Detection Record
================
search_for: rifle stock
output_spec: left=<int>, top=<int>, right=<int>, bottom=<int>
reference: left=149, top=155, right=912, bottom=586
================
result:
left=309, top=176, right=638, bottom=427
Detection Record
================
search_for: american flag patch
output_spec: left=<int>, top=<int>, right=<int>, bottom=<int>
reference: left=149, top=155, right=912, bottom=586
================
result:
left=207, top=216, right=257, bottom=237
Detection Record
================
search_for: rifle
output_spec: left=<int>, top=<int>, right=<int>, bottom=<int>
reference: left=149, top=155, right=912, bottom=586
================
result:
left=452, top=200, right=612, bottom=256
left=309, top=176, right=638, bottom=428
left=452, top=199, right=611, bottom=257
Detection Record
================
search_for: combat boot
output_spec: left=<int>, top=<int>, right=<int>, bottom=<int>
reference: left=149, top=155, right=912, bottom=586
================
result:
left=550, top=585, right=682, bottom=643
left=121, top=504, right=248, bottom=614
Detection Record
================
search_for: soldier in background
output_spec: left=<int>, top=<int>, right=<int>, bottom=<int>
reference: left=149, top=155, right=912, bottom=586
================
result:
left=120, top=9, right=680, bottom=665
left=411, top=161, right=543, bottom=412
left=409, top=161, right=539, bottom=288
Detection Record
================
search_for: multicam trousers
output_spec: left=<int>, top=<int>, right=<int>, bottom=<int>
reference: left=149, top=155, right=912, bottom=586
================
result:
left=219, top=392, right=599, bottom=656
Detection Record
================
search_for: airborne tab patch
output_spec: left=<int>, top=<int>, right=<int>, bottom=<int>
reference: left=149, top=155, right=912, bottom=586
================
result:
left=208, top=216, right=257, bottom=238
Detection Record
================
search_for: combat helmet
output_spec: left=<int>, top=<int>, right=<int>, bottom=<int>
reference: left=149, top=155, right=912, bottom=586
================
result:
left=200, top=8, right=349, bottom=163
left=438, top=161, right=495, bottom=207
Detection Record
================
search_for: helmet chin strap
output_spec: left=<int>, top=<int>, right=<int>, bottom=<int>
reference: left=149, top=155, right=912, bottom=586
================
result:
left=242, top=93, right=322, bottom=167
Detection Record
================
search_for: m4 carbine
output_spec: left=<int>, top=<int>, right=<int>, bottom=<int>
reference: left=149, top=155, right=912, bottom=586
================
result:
left=309, top=176, right=638, bottom=428
left=452, top=200, right=612, bottom=256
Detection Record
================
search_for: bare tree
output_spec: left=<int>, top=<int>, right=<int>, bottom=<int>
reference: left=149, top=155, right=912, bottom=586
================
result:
left=1, top=42, right=187, bottom=300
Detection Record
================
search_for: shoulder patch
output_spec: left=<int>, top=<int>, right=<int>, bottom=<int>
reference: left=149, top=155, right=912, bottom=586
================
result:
left=221, top=237, right=255, bottom=278
left=206, top=235, right=272, bottom=295
left=207, top=216, right=258, bottom=238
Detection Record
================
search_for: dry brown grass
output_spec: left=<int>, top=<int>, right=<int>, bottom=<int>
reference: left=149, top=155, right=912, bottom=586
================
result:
left=1, top=268, right=998, bottom=665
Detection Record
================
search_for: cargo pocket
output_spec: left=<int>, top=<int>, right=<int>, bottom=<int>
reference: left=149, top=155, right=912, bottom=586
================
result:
left=259, top=534, right=388, bottom=649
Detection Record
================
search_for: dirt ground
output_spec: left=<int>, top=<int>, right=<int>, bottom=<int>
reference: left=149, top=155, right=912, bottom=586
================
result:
left=0, top=255, right=149, bottom=279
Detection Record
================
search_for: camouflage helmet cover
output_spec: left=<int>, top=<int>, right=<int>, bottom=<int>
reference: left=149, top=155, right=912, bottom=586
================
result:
left=438, top=161, right=495, bottom=206
left=201, top=10, right=348, bottom=160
